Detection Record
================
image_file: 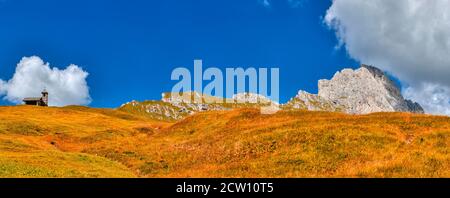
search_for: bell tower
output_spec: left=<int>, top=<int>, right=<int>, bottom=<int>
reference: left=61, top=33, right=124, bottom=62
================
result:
left=41, top=89, right=48, bottom=106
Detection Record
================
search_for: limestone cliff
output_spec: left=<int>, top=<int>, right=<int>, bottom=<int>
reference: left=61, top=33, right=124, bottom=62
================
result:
left=286, top=65, right=424, bottom=114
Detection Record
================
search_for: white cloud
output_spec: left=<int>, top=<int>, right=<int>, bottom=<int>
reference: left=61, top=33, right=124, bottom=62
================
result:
left=403, top=82, right=450, bottom=115
left=325, top=0, right=450, bottom=115
left=0, top=79, right=6, bottom=96
left=0, top=56, right=91, bottom=106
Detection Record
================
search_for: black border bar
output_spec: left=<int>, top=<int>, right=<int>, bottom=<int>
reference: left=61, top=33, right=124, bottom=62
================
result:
left=0, top=178, right=448, bottom=196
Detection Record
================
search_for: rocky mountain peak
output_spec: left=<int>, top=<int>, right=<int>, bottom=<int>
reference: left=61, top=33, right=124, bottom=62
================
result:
left=286, top=65, right=424, bottom=114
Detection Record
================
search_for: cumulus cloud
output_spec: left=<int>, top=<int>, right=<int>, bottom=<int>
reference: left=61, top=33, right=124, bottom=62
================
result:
left=0, top=56, right=91, bottom=106
left=324, top=0, right=450, bottom=115
left=403, top=82, right=450, bottom=115
left=0, top=79, right=6, bottom=96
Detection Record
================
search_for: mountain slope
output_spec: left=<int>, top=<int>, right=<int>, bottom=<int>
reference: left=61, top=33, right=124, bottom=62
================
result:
left=151, top=109, right=449, bottom=177
left=0, top=105, right=448, bottom=177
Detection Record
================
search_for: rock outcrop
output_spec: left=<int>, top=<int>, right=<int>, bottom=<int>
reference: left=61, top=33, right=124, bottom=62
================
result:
left=286, top=65, right=424, bottom=114
left=232, top=92, right=275, bottom=104
left=283, top=91, right=344, bottom=112
left=119, top=92, right=276, bottom=121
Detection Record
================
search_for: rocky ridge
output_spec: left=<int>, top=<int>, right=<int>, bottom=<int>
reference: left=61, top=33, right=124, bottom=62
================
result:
left=119, top=65, right=424, bottom=121
left=119, top=92, right=274, bottom=121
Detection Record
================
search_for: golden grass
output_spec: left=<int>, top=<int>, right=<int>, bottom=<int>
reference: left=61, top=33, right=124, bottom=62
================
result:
left=0, top=105, right=449, bottom=177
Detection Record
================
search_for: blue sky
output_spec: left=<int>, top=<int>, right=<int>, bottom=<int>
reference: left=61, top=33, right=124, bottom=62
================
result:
left=0, top=0, right=358, bottom=107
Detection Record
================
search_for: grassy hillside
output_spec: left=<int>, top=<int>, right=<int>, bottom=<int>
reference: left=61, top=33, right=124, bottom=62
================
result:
left=0, top=106, right=449, bottom=177
left=0, top=105, right=167, bottom=177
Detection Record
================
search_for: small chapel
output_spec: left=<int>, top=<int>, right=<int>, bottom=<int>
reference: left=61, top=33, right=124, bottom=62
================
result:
left=22, top=89, right=49, bottom=107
